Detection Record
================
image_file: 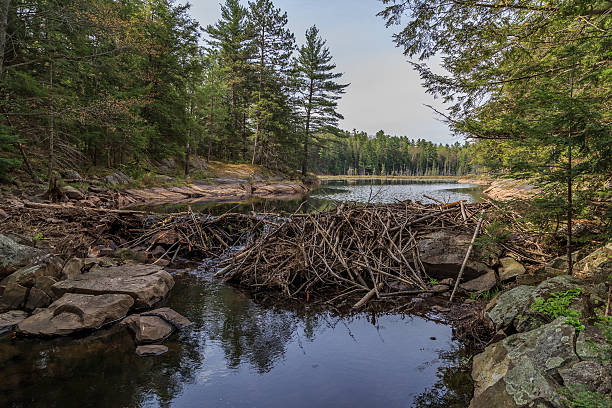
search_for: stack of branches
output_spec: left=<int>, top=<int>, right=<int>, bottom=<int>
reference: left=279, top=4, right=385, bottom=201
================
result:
left=219, top=200, right=551, bottom=309
left=0, top=201, right=267, bottom=261
left=122, top=211, right=269, bottom=262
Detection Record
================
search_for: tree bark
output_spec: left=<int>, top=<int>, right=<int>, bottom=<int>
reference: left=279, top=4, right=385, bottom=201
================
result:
left=0, top=0, right=9, bottom=78
left=47, top=62, right=54, bottom=191
left=301, top=79, right=314, bottom=176
left=567, top=71, right=575, bottom=276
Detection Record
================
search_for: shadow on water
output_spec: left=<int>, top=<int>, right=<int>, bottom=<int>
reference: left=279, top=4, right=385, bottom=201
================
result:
left=1, top=272, right=473, bottom=408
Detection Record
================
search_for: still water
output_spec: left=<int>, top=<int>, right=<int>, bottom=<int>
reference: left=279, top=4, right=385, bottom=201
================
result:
left=137, top=178, right=483, bottom=215
left=1, top=179, right=479, bottom=408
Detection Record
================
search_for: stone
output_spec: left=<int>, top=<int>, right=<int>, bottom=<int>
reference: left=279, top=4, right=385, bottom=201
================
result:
left=0, top=234, right=42, bottom=278
left=60, top=185, right=85, bottom=200
left=0, top=209, right=8, bottom=220
left=559, top=360, right=612, bottom=395
left=439, top=278, right=454, bottom=286
left=34, top=276, right=59, bottom=300
left=574, top=242, right=611, bottom=283
left=122, top=314, right=174, bottom=344
left=141, top=307, right=192, bottom=330
left=575, top=325, right=609, bottom=361
left=52, top=264, right=174, bottom=309
left=499, top=257, right=526, bottom=281
left=103, top=171, right=132, bottom=186
left=471, top=317, right=578, bottom=408
left=25, top=287, right=51, bottom=311
left=17, top=293, right=134, bottom=337
left=0, top=310, right=28, bottom=334
left=0, top=283, right=28, bottom=312
left=417, top=231, right=494, bottom=280
left=460, top=270, right=497, bottom=292
left=486, top=285, right=536, bottom=331
left=431, top=284, right=450, bottom=293
left=62, top=258, right=85, bottom=279
left=135, top=345, right=168, bottom=357
left=61, top=169, right=83, bottom=180
left=1, top=259, right=62, bottom=289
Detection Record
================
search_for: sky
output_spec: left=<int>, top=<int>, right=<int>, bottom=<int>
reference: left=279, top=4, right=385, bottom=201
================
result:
left=189, top=0, right=460, bottom=145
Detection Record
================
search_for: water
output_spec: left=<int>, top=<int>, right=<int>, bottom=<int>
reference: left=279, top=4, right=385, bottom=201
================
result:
left=134, top=179, right=483, bottom=215
left=1, top=179, right=479, bottom=407
left=1, top=274, right=473, bottom=408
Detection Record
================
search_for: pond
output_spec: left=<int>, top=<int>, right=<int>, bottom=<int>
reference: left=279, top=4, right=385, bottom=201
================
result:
left=135, top=178, right=483, bottom=215
left=1, top=178, right=480, bottom=408
left=1, top=273, right=473, bottom=408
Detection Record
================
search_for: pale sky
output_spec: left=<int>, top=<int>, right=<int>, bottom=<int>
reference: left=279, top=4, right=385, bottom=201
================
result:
left=190, top=0, right=459, bottom=144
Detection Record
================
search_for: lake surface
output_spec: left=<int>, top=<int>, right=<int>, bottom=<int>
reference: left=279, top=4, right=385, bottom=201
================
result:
left=1, top=179, right=478, bottom=408
left=139, top=178, right=483, bottom=215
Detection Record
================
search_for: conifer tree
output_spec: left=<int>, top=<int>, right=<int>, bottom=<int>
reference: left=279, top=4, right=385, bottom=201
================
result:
left=295, top=26, right=348, bottom=175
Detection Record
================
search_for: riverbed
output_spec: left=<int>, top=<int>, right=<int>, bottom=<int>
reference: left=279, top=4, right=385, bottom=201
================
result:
left=1, top=179, right=481, bottom=408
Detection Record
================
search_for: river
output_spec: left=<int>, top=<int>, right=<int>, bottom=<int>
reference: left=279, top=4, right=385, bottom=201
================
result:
left=1, top=179, right=481, bottom=408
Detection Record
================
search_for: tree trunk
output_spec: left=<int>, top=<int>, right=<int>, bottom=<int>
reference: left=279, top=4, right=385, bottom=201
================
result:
left=567, top=71, right=575, bottom=276
left=252, top=24, right=265, bottom=165
left=0, top=0, right=9, bottom=78
left=301, top=80, right=314, bottom=176
left=208, top=95, right=214, bottom=162
left=184, top=142, right=190, bottom=177
left=47, top=62, right=54, bottom=191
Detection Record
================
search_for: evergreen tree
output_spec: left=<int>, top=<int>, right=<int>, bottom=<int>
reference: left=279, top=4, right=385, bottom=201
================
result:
left=295, top=25, right=348, bottom=175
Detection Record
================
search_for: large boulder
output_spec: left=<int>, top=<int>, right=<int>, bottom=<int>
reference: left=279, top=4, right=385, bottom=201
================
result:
left=416, top=231, right=493, bottom=280
left=52, top=264, right=174, bottom=309
left=460, top=270, right=497, bottom=293
left=471, top=318, right=578, bottom=408
left=498, top=257, right=526, bottom=282
left=558, top=360, right=612, bottom=395
left=0, top=283, right=28, bottom=312
left=0, top=310, right=28, bottom=334
left=141, top=307, right=192, bottom=330
left=60, top=185, right=84, bottom=200
left=103, top=171, right=132, bottom=186
left=17, top=293, right=134, bottom=337
left=24, top=287, right=51, bottom=311
left=486, top=275, right=586, bottom=333
left=573, top=242, right=611, bottom=283
left=0, top=234, right=42, bottom=278
left=136, top=344, right=168, bottom=357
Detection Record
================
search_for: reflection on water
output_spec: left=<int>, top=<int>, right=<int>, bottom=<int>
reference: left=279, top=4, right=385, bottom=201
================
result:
left=1, top=273, right=473, bottom=408
left=135, top=179, right=483, bottom=215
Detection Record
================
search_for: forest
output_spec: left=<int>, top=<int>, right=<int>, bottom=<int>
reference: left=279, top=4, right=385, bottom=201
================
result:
left=0, top=0, right=350, bottom=182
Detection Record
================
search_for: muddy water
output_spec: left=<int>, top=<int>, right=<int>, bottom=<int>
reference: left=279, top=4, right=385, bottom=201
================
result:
left=1, top=272, right=473, bottom=408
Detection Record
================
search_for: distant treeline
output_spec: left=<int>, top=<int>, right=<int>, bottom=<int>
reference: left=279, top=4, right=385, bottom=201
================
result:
left=311, top=130, right=474, bottom=176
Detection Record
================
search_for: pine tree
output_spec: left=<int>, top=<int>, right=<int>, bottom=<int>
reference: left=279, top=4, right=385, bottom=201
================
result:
left=295, top=26, right=348, bottom=175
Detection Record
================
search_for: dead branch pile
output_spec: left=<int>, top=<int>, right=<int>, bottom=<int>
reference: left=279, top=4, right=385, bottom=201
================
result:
left=0, top=201, right=264, bottom=261
left=219, top=200, right=550, bottom=308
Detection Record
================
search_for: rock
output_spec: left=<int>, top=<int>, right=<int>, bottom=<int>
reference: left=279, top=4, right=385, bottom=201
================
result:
left=431, top=284, right=450, bottom=293
left=52, top=264, right=174, bottom=309
left=486, top=286, right=536, bottom=331
left=0, top=209, right=8, bottom=220
left=0, top=310, right=28, bottom=334
left=439, top=278, right=454, bottom=286
left=575, top=325, right=609, bottom=361
left=34, top=276, right=59, bottom=300
left=558, top=360, right=612, bottom=395
left=61, top=169, right=83, bottom=180
left=103, top=171, right=132, bottom=186
left=0, top=234, right=42, bottom=278
left=432, top=305, right=450, bottom=312
left=417, top=231, right=493, bottom=280
left=0, top=283, right=28, bottom=312
left=1, top=259, right=62, bottom=289
left=141, top=307, right=192, bottom=329
left=25, top=287, right=51, bottom=311
left=574, top=242, right=611, bottom=283
left=471, top=318, right=578, bottom=408
left=62, top=258, right=84, bottom=279
left=122, top=314, right=174, bottom=344
left=17, top=293, right=134, bottom=337
left=60, top=185, right=85, bottom=200
left=135, top=345, right=168, bottom=357
left=460, top=270, right=497, bottom=292
left=499, top=257, right=526, bottom=281
left=158, top=158, right=177, bottom=172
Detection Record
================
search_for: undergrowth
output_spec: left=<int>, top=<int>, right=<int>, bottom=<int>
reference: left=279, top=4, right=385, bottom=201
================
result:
left=530, top=289, right=585, bottom=332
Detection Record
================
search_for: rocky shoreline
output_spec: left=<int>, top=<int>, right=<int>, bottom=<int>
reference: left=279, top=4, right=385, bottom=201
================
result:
left=459, top=177, right=539, bottom=201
